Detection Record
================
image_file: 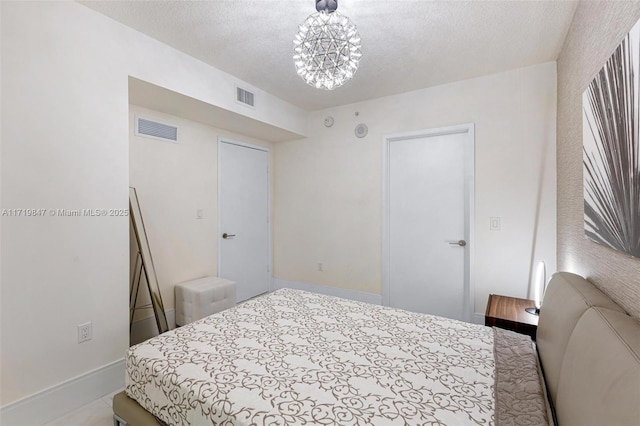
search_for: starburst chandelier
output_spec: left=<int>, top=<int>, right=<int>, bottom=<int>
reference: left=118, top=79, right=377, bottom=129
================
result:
left=293, top=0, right=362, bottom=90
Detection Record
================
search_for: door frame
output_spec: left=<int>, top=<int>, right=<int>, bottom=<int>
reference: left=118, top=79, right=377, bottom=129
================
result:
left=217, top=137, right=273, bottom=294
left=381, top=123, right=475, bottom=322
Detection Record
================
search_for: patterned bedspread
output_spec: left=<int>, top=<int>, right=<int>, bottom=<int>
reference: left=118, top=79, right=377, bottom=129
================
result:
left=126, top=289, right=545, bottom=425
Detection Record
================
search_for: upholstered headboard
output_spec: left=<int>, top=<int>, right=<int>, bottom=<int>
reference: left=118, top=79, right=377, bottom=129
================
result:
left=537, top=272, right=640, bottom=426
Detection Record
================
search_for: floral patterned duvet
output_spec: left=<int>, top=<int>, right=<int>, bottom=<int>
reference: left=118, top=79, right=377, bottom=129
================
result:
left=126, top=289, right=547, bottom=426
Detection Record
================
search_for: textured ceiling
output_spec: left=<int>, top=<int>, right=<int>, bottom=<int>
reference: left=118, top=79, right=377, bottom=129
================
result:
left=80, top=0, right=578, bottom=111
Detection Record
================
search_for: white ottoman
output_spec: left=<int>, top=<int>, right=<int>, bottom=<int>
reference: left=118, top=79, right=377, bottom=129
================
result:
left=174, top=276, right=236, bottom=326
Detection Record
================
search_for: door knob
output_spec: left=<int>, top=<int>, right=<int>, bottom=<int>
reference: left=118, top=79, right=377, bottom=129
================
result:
left=222, top=233, right=236, bottom=239
left=448, top=240, right=467, bottom=247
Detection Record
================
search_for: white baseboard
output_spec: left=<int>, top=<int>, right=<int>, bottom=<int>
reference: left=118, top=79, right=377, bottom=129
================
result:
left=0, top=358, right=125, bottom=426
left=130, top=309, right=176, bottom=346
left=0, top=309, right=178, bottom=426
left=273, top=278, right=382, bottom=305
left=473, top=312, right=486, bottom=325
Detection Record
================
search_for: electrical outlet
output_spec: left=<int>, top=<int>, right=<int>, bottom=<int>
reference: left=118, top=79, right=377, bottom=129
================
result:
left=78, top=322, right=92, bottom=343
left=317, top=262, right=324, bottom=272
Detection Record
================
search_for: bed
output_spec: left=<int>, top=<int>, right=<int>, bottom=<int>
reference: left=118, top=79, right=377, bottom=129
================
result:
left=113, top=272, right=640, bottom=425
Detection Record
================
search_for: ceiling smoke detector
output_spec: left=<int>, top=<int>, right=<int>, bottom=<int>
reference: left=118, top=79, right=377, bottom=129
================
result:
left=354, top=123, right=368, bottom=138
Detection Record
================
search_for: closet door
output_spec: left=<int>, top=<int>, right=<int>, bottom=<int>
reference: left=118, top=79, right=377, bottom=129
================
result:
left=218, top=140, right=270, bottom=302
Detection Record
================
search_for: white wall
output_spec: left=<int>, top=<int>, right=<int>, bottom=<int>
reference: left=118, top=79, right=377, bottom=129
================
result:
left=0, top=0, right=305, bottom=409
left=129, top=105, right=273, bottom=323
left=274, top=62, right=557, bottom=315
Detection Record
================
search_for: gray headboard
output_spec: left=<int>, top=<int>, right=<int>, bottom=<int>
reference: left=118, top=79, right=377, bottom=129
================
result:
left=537, top=272, right=640, bottom=426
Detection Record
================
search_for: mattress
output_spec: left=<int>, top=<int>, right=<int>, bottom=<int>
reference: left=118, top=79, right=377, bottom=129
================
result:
left=125, top=289, right=548, bottom=425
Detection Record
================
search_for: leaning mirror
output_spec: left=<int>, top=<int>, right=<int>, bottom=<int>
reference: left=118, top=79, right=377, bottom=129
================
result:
left=129, top=187, right=169, bottom=336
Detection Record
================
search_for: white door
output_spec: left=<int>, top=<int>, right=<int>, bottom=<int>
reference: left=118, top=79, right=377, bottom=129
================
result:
left=383, top=124, right=474, bottom=321
left=218, top=140, right=270, bottom=302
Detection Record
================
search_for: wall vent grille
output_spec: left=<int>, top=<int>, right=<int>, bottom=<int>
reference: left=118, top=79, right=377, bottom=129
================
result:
left=236, top=87, right=255, bottom=107
left=136, top=117, right=178, bottom=142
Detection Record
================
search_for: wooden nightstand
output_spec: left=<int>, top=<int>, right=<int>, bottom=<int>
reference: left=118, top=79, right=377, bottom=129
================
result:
left=485, top=294, right=539, bottom=340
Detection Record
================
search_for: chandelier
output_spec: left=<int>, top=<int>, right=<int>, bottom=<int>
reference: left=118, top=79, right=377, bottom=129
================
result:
left=293, top=0, right=362, bottom=90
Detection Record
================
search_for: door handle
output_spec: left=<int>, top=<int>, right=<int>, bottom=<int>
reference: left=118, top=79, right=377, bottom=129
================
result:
left=449, top=240, right=467, bottom=247
left=222, top=233, right=236, bottom=239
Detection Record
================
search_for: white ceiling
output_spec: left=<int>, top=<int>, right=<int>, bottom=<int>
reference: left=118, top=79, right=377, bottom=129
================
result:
left=80, top=0, right=578, bottom=111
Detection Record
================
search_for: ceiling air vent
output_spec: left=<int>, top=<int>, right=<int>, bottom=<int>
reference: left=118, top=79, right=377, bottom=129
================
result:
left=135, top=116, right=178, bottom=143
left=236, top=86, right=255, bottom=108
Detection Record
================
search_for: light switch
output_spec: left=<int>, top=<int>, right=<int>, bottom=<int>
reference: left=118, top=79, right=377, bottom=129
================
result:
left=490, top=217, right=501, bottom=231
left=197, top=209, right=203, bottom=219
